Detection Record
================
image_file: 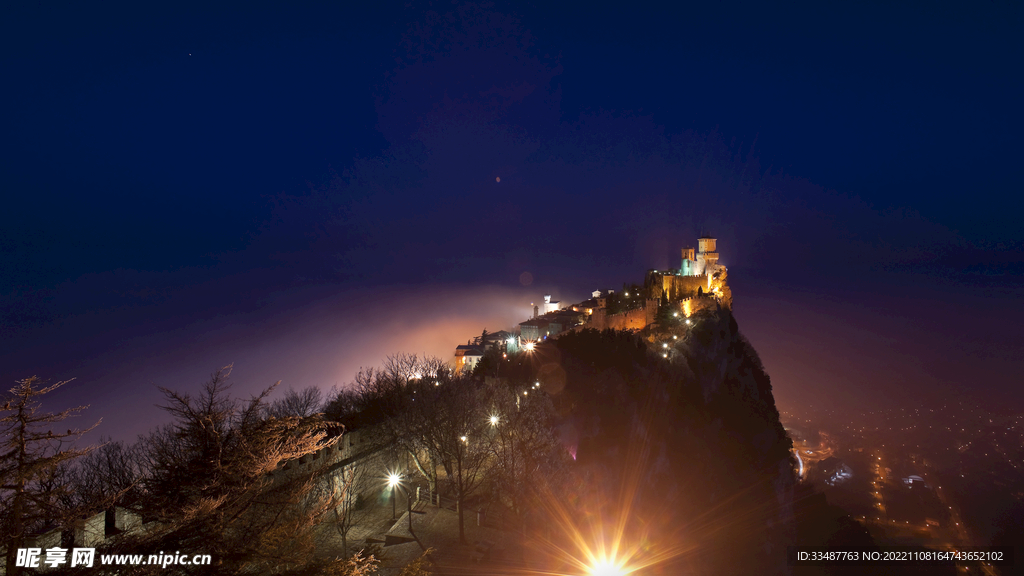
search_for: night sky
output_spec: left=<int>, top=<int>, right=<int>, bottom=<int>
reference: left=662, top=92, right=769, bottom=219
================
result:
left=2, top=1, right=1021, bottom=442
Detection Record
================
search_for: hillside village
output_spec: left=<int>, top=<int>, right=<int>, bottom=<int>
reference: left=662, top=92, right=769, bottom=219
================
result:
left=453, top=235, right=731, bottom=372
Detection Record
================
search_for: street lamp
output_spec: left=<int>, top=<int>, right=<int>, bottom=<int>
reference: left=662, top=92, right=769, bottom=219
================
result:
left=386, top=470, right=416, bottom=532
left=489, top=415, right=499, bottom=426
left=386, top=471, right=402, bottom=520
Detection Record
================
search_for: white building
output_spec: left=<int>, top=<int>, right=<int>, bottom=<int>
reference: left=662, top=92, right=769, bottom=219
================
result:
left=542, top=294, right=561, bottom=314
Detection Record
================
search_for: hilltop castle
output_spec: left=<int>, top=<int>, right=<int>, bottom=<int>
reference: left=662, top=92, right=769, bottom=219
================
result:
left=647, top=234, right=726, bottom=302
left=454, top=235, right=730, bottom=367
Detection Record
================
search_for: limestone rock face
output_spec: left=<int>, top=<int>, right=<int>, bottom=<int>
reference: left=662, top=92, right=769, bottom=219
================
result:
left=549, top=307, right=795, bottom=575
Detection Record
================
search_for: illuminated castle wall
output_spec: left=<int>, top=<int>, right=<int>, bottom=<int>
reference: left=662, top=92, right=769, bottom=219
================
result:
left=657, top=274, right=709, bottom=302
left=586, top=300, right=659, bottom=331
left=646, top=234, right=727, bottom=305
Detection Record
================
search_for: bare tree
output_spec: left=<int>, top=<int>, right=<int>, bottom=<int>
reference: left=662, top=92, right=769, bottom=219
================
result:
left=486, top=382, right=564, bottom=522
left=326, top=462, right=377, bottom=557
left=65, top=438, right=145, bottom=512
left=0, top=377, right=99, bottom=576
left=404, top=372, right=494, bottom=543
left=267, top=386, right=325, bottom=418
left=121, top=365, right=348, bottom=574
left=325, top=355, right=452, bottom=499
left=323, top=387, right=359, bottom=423
left=372, top=355, right=449, bottom=499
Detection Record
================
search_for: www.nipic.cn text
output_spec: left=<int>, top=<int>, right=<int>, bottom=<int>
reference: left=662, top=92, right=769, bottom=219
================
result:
left=15, top=548, right=212, bottom=569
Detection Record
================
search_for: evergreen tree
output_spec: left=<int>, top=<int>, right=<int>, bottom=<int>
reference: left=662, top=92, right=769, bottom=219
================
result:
left=120, top=365, right=347, bottom=574
left=1, top=377, right=99, bottom=576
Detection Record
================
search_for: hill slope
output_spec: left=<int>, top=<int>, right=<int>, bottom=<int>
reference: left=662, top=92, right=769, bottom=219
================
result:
left=537, top=305, right=796, bottom=574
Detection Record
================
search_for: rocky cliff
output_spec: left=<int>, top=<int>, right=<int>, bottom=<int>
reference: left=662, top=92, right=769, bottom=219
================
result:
left=541, top=304, right=797, bottom=574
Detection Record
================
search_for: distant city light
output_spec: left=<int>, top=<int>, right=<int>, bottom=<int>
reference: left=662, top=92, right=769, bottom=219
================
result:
left=673, top=312, right=679, bottom=317
left=490, top=415, right=499, bottom=425
left=662, top=343, right=668, bottom=348
left=685, top=319, right=691, bottom=325
left=460, top=436, right=467, bottom=442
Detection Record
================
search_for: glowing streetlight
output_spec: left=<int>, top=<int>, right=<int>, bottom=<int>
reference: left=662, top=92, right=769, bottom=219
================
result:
left=673, top=311, right=678, bottom=317
left=386, top=471, right=403, bottom=519
left=662, top=343, right=668, bottom=348
left=489, top=415, right=499, bottom=426
left=460, top=435, right=468, bottom=442
left=587, top=558, right=627, bottom=576
left=685, top=319, right=691, bottom=325
left=525, top=342, right=536, bottom=352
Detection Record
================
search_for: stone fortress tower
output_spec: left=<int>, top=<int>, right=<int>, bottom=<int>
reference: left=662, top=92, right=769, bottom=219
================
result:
left=680, top=235, right=720, bottom=277
left=696, top=235, right=719, bottom=275
left=681, top=247, right=697, bottom=276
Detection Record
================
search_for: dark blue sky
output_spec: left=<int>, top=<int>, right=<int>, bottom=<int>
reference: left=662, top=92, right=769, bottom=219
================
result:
left=2, top=1, right=1021, bottom=440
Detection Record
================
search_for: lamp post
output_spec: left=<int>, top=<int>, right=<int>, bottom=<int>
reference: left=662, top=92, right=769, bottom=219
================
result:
left=387, top=470, right=415, bottom=532
left=387, top=471, right=402, bottom=520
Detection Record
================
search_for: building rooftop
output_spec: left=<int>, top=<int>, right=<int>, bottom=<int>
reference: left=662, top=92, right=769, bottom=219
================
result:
left=519, top=318, right=550, bottom=327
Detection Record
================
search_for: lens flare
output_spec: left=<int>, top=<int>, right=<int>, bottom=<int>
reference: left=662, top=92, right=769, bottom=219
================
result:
left=510, top=374, right=710, bottom=576
left=587, top=557, right=627, bottom=576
